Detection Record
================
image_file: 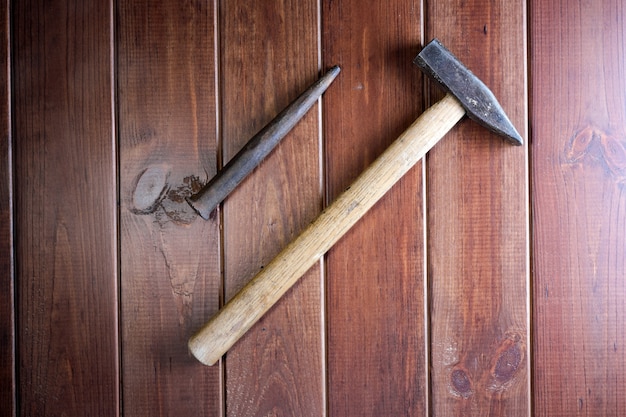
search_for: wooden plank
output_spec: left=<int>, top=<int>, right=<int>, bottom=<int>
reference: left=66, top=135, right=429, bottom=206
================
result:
left=321, top=2, right=428, bottom=415
left=0, top=0, right=14, bottom=415
left=219, top=1, right=325, bottom=415
left=425, top=1, right=530, bottom=415
left=12, top=1, right=119, bottom=415
left=116, top=1, right=221, bottom=415
left=531, top=0, right=626, bottom=415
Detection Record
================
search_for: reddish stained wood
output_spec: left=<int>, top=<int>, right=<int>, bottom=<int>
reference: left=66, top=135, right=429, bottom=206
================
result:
left=531, top=0, right=626, bottom=415
left=117, top=1, right=221, bottom=415
left=322, top=1, right=428, bottom=415
left=220, top=1, right=325, bottom=415
left=425, top=0, right=529, bottom=416
left=10, top=2, right=626, bottom=416
left=12, top=1, right=119, bottom=415
left=0, top=0, right=14, bottom=415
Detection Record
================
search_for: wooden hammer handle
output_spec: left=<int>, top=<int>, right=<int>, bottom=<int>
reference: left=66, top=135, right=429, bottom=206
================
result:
left=189, top=93, right=465, bottom=365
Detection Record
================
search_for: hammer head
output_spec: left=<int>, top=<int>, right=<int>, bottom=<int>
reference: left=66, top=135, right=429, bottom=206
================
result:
left=414, top=39, right=523, bottom=146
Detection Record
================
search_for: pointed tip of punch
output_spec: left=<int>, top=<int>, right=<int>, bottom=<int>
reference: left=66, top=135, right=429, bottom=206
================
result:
left=323, top=65, right=341, bottom=82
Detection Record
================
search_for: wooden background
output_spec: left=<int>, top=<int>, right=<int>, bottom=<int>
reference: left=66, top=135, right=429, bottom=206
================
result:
left=2, top=0, right=625, bottom=416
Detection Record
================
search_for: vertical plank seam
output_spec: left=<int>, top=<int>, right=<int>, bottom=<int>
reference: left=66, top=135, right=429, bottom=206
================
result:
left=110, top=0, right=122, bottom=415
left=524, top=1, right=534, bottom=415
left=421, top=2, right=433, bottom=416
left=315, top=0, right=328, bottom=415
left=525, top=4, right=533, bottom=415
left=318, top=2, right=332, bottom=416
left=514, top=9, right=533, bottom=407
left=214, top=0, right=226, bottom=416
left=419, top=2, right=432, bottom=416
left=6, top=0, right=16, bottom=414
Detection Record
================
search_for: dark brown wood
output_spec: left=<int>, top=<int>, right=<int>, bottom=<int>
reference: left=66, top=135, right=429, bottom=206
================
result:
left=12, top=1, right=119, bottom=415
left=0, top=0, right=14, bottom=415
left=531, top=1, right=626, bottom=415
left=425, top=1, right=530, bottom=416
left=322, top=1, right=428, bottom=415
left=117, top=1, right=221, bottom=415
left=219, top=1, right=324, bottom=415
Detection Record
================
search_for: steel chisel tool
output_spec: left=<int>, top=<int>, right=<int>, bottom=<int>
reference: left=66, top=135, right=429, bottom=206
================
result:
left=187, top=66, right=340, bottom=219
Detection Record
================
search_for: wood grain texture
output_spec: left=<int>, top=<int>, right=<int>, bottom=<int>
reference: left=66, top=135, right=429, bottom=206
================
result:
left=117, top=1, right=221, bottom=415
left=12, top=1, right=119, bottom=415
left=322, top=1, right=428, bottom=415
left=219, top=1, right=324, bottom=415
left=531, top=1, right=626, bottom=415
left=11, top=2, right=626, bottom=416
left=425, top=0, right=529, bottom=415
left=0, top=0, right=14, bottom=414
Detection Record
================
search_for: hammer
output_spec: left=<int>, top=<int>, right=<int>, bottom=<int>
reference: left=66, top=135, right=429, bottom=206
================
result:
left=189, top=38, right=523, bottom=366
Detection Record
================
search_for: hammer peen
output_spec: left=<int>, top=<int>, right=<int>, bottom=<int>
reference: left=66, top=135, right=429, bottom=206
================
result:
left=189, top=38, right=523, bottom=366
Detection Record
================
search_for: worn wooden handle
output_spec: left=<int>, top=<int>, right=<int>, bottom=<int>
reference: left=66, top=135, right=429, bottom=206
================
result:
left=189, top=93, right=465, bottom=365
